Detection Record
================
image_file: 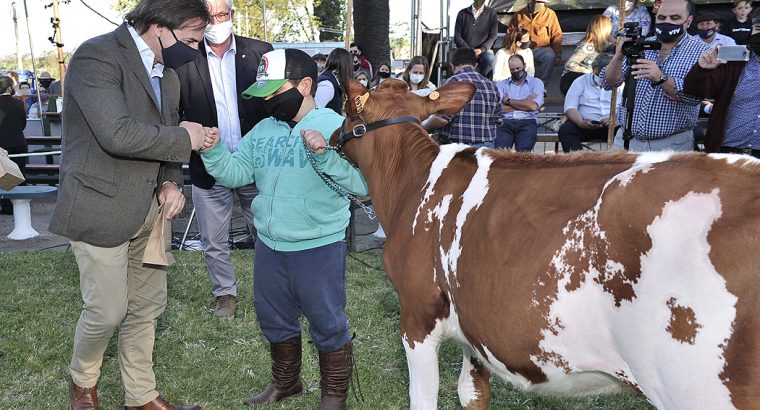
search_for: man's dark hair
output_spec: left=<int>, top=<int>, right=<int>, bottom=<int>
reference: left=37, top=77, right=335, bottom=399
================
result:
left=126, top=0, right=211, bottom=34
left=0, top=76, right=13, bottom=94
left=508, top=54, right=526, bottom=66
left=288, top=78, right=318, bottom=97
left=349, top=42, right=363, bottom=54
left=19, top=81, right=30, bottom=88
left=451, top=48, right=478, bottom=67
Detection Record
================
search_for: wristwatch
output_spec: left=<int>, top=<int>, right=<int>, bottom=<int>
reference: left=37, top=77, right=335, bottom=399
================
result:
left=653, top=73, right=669, bottom=86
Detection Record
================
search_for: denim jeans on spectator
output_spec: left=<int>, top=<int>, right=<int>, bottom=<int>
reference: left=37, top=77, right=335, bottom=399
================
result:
left=532, top=47, right=557, bottom=83
left=477, top=50, right=495, bottom=80
left=470, top=141, right=495, bottom=149
left=495, top=119, right=537, bottom=152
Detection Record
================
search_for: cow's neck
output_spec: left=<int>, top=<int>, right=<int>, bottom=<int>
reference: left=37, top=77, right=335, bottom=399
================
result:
left=353, top=127, right=439, bottom=234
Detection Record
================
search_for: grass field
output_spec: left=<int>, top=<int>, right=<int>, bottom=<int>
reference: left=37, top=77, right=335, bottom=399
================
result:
left=0, top=250, right=654, bottom=409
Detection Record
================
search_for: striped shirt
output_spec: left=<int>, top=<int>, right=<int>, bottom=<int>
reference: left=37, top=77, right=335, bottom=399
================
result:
left=439, top=66, right=501, bottom=145
left=601, top=34, right=709, bottom=141
left=723, top=58, right=760, bottom=148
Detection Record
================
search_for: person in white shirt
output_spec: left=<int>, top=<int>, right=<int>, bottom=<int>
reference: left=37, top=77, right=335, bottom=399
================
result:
left=493, top=28, right=535, bottom=81
left=694, top=12, right=737, bottom=48
left=559, top=53, right=622, bottom=152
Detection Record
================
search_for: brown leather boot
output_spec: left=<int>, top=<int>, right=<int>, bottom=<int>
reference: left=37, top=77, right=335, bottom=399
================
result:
left=318, top=342, right=353, bottom=410
left=70, top=378, right=99, bottom=410
left=124, top=395, right=201, bottom=410
left=244, top=336, right=303, bottom=406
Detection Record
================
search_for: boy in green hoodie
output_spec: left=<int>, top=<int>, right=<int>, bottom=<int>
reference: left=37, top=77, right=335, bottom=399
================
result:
left=200, top=48, right=367, bottom=409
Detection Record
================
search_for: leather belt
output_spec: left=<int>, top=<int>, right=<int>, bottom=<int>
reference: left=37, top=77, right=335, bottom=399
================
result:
left=719, top=146, right=760, bottom=158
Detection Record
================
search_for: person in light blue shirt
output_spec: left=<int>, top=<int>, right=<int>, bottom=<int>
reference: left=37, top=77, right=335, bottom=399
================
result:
left=693, top=13, right=737, bottom=48
left=494, top=54, right=544, bottom=151
left=604, top=1, right=652, bottom=36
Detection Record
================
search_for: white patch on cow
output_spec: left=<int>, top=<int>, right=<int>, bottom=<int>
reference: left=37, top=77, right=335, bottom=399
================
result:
left=413, top=143, right=470, bottom=233
left=403, top=320, right=446, bottom=410
left=439, top=149, right=494, bottom=288
left=708, top=153, right=760, bottom=166
left=427, top=194, right=453, bottom=238
left=457, top=348, right=480, bottom=408
left=634, top=151, right=673, bottom=165
left=535, top=189, right=738, bottom=409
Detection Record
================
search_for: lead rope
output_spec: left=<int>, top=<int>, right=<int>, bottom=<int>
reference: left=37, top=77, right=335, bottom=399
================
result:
left=349, top=332, right=364, bottom=403
left=302, top=140, right=376, bottom=220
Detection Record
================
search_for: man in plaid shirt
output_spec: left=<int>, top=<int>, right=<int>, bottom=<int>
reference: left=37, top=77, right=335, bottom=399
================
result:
left=427, top=48, right=501, bottom=147
left=601, top=0, right=708, bottom=152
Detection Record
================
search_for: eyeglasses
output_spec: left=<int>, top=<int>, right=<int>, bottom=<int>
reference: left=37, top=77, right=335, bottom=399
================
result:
left=211, top=10, right=232, bottom=22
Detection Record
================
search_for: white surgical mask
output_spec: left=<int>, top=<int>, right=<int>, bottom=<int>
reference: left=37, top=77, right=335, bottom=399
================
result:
left=205, top=20, right=233, bottom=45
left=359, top=79, right=368, bottom=87
left=409, top=73, right=425, bottom=84
left=624, top=1, right=635, bottom=11
left=317, top=63, right=326, bottom=72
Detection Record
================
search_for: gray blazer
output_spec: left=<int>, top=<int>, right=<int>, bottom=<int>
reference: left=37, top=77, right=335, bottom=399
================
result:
left=50, top=24, right=192, bottom=247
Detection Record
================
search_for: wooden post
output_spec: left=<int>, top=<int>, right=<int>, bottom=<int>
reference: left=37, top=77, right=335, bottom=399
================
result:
left=52, top=0, right=65, bottom=95
left=607, top=0, right=626, bottom=149
left=345, top=0, right=353, bottom=50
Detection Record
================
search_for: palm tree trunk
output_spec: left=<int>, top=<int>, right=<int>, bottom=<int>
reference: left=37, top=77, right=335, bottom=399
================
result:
left=353, top=0, right=391, bottom=70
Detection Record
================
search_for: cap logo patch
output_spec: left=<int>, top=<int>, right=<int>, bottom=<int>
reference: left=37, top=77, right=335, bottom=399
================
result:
left=256, top=56, right=270, bottom=80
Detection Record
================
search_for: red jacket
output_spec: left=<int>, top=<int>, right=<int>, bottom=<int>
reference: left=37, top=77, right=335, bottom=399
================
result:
left=683, top=61, right=747, bottom=153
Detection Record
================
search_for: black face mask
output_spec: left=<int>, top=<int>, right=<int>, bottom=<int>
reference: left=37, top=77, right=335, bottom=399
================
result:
left=511, top=70, right=527, bottom=82
left=353, top=62, right=360, bottom=70
left=655, top=22, right=685, bottom=43
left=696, top=27, right=715, bottom=39
left=519, top=41, right=531, bottom=50
left=159, top=30, right=198, bottom=69
left=264, top=87, right=304, bottom=122
left=749, top=32, right=760, bottom=55
left=378, top=71, right=391, bottom=78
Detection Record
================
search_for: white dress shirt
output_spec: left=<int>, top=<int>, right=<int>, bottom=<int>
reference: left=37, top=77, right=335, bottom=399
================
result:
left=127, top=25, right=164, bottom=109
left=205, top=37, right=243, bottom=152
left=564, top=73, right=622, bottom=121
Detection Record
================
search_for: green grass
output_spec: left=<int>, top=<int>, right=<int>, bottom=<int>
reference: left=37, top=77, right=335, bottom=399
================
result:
left=0, top=251, right=654, bottom=409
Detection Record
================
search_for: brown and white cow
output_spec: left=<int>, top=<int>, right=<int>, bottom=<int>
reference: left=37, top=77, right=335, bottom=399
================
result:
left=330, top=78, right=760, bottom=409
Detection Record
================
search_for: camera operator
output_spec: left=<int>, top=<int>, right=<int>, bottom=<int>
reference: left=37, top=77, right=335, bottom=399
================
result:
left=683, top=14, right=760, bottom=155
left=601, top=0, right=708, bottom=151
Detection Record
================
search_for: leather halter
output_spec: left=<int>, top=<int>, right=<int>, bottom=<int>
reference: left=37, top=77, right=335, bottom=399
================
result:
left=336, top=116, right=421, bottom=150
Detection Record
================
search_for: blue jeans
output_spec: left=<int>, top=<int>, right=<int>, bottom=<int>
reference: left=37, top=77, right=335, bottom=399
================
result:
left=477, top=50, right=495, bottom=80
left=495, top=119, right=538, bottom=152
left=253, top=239, right=351, bottom=352
left=532, top=47, right=557, bottom=82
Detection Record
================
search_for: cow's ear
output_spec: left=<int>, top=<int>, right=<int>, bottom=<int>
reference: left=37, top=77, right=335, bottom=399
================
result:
left=427, top=82, right=476, bottom=116
left=344, top=79, right=367, bottom=117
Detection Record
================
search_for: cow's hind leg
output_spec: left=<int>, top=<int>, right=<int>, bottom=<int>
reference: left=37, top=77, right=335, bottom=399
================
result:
left=458, top=345, right=491, bottom=409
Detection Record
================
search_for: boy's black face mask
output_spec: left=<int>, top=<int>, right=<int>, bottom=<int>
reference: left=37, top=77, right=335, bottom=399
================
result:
left=265, top=87, right=304, bottom=122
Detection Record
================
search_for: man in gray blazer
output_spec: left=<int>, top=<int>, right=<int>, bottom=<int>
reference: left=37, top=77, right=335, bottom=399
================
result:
left=49, top=1, right=214, bottom=409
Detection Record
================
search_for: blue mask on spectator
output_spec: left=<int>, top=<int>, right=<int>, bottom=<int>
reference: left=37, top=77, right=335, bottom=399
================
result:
left=696, top=28, right=715, bottom=39
left=655, top=22, right=685, bottom=43
left=511, top=70, right=527, bottom=82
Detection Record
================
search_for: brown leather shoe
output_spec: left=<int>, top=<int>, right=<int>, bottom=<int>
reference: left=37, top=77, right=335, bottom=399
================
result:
left=123, top=395, right=201, bottom=410
left=70, top=378, right=99, bottom=410
left=214, top=295, right=236, bottom=319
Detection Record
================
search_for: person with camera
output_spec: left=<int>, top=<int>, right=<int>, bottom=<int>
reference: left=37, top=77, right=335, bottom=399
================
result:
left=558, top=54, right=621, bottom=153
left=601, top=0, right=709, bottom=152
left=683, top=14, right=760, bottom=155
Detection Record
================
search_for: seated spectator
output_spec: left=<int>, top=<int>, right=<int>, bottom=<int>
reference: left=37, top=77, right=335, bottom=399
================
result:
left=316, top=48, right=352, bottom=114
left=425, top=48, right=501, bottom=147
left=559, top=54, right=622, bottom=153
left=694, top=13, right=737, bottom=48
left=27, top=93, right=49, bottom=119
left=724, top=0, right=754, bottom=45
left=401, top=56, right=437, bottom=96
left=683, top=16, right=760, bottom=154
left=350, top=42, right=373, bottom=76
left=313, top=52, right=327, bottom=74
left=454, top=0, right=499, bottom=79
left=494, top=28, right=535, bottom=81
left=18, top=82, right=31, bottom=95
left=508, top=0, right=563, bottom=83
left=494, top=54, right=544, bottom=151
left=561, top=15, right=613, bottom=95
left=371, top=61, right=392, bottom=88
left=604, top=0, right=653, bottom=36
left=354, top=68, right=371, bottom=88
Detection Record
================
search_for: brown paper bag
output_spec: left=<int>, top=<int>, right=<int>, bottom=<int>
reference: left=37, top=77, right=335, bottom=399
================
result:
left=142, top=204, right=176, bottom=266
left=0, top=155, right=25, bottom=191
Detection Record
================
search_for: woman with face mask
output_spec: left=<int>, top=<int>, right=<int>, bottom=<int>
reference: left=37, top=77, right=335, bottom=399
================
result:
left=353, top=69, right=371, bottom=89
left=401, top=56, right=437, bottom=96
left=315, top=48, right=353, bottom=114
left=603, top=0, right=652, bottom=37
left=370, top=62, right=392, bottom=88
left=561, top=15, right=613, bottom=95
left=494, top=28, right=536, bottom=81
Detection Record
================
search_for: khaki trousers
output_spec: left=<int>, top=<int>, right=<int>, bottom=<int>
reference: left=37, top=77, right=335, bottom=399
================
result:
left=69, top=198, right=171, bottom=407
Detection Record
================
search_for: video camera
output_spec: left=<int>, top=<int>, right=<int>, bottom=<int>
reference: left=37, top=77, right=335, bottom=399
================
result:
left=617, top=22, right=661, bottom=59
